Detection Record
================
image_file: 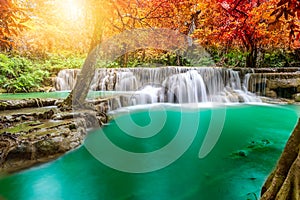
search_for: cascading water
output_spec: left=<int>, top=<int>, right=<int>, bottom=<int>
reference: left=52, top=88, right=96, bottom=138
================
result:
left=55, top=69, right=80, bottom=91
left=247, top=73, right=267, bottom=96
left=162, top=70, right=208, bottom=103
left=54, top=67, right=261, bottom=109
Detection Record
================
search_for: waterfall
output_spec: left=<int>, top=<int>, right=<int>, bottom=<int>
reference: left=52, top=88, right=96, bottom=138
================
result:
left=54, top=67, right=261, bottom=108
left=162, top=70, right=208, bottom=103
left=55, top=69, right=80, bottom=91
left=246, top=72, right=267, bottom=96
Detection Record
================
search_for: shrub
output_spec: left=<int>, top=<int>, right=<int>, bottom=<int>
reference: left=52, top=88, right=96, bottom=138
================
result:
left=0, top=54, right=49, bottom=93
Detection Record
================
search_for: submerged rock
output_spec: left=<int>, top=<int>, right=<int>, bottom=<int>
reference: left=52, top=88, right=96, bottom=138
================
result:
left=238, top=150, right=248, bottom=157
left=248, top=139, right=271, bottom=149
left=231, top=150, right=248, bottom=158
left=231, top=139, right=272, bottom=159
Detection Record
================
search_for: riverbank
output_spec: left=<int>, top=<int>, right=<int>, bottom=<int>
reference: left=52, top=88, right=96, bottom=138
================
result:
left=0, top=98, right=108, bottom=174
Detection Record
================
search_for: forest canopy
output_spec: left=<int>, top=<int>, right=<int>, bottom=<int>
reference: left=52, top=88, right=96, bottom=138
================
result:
left=1, top=0, right=300, bottom=68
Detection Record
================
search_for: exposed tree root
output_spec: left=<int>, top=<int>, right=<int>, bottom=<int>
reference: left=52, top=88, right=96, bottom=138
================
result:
left=261, top=119, right=300, bottom=200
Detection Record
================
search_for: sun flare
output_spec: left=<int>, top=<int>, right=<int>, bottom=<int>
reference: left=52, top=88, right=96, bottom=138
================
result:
left=60, top=0, right=83, bottom=21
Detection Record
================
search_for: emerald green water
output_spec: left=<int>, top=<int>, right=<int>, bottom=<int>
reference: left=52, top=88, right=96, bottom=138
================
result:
left=0, top=92, right=70, bottom=100
left=0, top=104, right=298, bottom=200
left=0, top=91, right=119, bottom=100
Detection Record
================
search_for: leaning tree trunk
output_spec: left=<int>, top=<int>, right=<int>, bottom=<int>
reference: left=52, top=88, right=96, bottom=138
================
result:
left=62, top=49, right=99, bottom=109
left=261, top=118, right=300, bottom=199
left=61, top=18, right=104, bottom=109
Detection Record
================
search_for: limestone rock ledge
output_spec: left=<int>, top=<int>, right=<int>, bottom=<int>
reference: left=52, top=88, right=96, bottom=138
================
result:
left=0, top=99, right=108, bottom=174
left=0, top=117, right=86, bottom=173
left=246, top=72, right=300, bottom=101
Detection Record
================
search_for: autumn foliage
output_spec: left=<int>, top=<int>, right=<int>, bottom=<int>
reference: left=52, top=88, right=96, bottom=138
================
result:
left=0, top=0, right=29, bottom=51
left=0, top=0, right=299, bottom=67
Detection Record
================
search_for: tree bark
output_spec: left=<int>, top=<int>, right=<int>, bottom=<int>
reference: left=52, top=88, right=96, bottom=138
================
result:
left=261, top=118, right=300, bottom=199
left=246, top=45, right=258, bottom=68
left=62, top=48, right=99, bottom=109
left=61, top=6, right=104, bottom=109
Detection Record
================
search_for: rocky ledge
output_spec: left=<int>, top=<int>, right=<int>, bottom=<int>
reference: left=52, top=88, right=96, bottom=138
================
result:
left=0, top=98, right=108, bottom=174
left=234, top=67, right=300, bottom=102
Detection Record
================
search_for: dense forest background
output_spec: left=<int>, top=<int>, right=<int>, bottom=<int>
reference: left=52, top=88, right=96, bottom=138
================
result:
left=1, top=0, right=300, bottom=93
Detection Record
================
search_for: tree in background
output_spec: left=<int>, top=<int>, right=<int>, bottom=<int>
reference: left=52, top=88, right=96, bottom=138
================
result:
left=15, top=0, right=93, bottom=57
left=1, top=0, right=297, bottom=67
left=61, top=0, right=113, bottom=108
left=62, top=0, right=199, bottom=108
left=193, top=0, right=291, bottom=68
left=269, top=0, right=300, bottom=41
left=106, top=0, right=200, bottom=67
left=10, top=0, right=199, bottom=60
left=0, top=0, right=29, bottom=51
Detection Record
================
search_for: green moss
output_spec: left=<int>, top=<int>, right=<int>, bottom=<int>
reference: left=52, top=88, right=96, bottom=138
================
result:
left=0, top=121, right=40, bottom=134
left=0, top=102, right=8, bottom=108
left=0, top=120, right=72, bottom=136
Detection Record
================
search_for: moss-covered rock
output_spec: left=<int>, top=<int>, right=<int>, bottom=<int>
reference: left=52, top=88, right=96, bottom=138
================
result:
left=0, top=98, right=107, bottom=173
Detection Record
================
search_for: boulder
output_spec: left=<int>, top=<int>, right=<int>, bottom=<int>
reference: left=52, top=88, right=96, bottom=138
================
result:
left=265, top=88, right=277, bottom=98
left=293, top=93, right=300, bottom=102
